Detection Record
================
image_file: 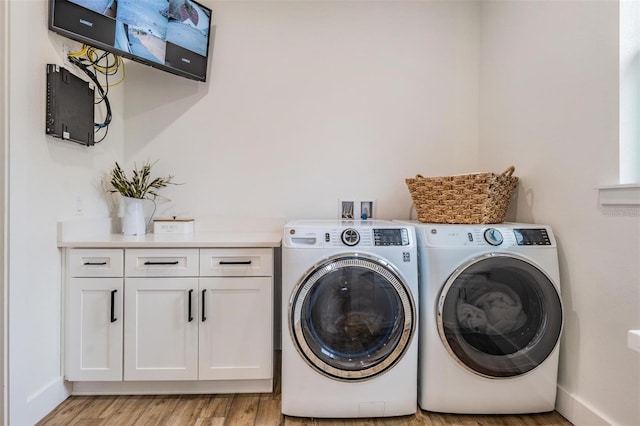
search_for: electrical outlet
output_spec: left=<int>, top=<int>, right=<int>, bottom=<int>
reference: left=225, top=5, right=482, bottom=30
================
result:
left=74, top=196, right=84, bottom=216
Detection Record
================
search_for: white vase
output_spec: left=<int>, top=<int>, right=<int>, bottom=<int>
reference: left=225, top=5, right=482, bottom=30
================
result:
left=121, top=196, right=146, bottom=235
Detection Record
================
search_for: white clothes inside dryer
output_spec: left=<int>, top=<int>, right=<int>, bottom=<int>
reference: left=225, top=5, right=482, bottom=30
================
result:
left=456, top=276, right=527, bottom=335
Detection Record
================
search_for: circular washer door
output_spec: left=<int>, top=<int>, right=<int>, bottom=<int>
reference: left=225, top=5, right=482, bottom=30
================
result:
left=437, top=253, right=563, bottom=378
left=289, top=253, right=416, bottom=381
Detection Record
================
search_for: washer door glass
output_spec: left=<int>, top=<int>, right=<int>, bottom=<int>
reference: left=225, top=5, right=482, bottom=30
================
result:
left=438, top=254, right=563, bottom=378
left=290, top=254, right=416, bottom=381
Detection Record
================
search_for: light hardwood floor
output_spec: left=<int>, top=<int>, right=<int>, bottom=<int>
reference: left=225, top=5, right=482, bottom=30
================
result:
left=37, top=353, right=572, bottom=426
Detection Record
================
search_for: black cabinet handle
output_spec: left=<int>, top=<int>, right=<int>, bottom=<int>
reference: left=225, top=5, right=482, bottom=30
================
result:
left=202, top=289, right=207, bottom=322
left=110, top=290, right=117, bottom=323
left=219, top=260, right=252, bottom=265
left=188, top=289, right=194, bottom=322
left=84, top=261, right=107, bottom=266
left=144, top=261, right=179, bottom=265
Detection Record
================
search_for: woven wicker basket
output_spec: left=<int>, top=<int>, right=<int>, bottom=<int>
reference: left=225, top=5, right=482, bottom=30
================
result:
left=405, top=166, right=518, bottom=224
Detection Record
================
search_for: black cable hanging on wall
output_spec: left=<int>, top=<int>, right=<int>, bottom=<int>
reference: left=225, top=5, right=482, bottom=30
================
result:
left=67, top=46, right=124, bottom=144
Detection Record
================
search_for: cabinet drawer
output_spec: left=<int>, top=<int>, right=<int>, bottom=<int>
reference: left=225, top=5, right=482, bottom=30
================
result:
left=125, top=249, right=199, bottom=277
left=200, top=248, right=273, bottom=277
left=68, top=249, right=124, bottom=277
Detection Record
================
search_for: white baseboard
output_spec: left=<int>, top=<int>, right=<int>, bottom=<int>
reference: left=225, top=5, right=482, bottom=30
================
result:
left=71, top=379, right=273, bottom=395
left=556, top=385, right=612, bottom=426
left=19, top=377, right=71, bottom=425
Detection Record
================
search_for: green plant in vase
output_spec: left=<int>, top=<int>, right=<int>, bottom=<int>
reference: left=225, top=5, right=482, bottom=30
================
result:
left=108, top=161, right=175, bottom=200
left=107, top=161, right=177, bottom=235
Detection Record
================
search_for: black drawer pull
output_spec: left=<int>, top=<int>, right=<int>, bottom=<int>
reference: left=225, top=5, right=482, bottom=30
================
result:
left=202, top=289, right=207, bottom=322
left=84, top=261, right=107, bottom=266
left=144, top=261, right=179, bottom=265
left=219, top=260, right=252, bottom=265
left=110, top=290, right=117, bottom=323
left=188, top=289, right=194, bottom=322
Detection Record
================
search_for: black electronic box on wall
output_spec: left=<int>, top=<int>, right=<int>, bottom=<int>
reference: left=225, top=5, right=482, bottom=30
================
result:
left=46, top=64, right=95, bottom=146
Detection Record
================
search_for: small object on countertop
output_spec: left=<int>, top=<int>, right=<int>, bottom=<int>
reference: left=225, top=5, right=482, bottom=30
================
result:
left=153, top=217, right=195, bottom=234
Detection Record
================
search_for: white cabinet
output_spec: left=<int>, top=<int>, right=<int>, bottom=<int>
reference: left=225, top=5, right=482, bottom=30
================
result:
left=124, top=276, right=199, bottom=381
left=123, top=248, right=200, bottom=381
left=65, top=246, right=274, bottom=392
left=66, top=249, right=123, bottom=381
left=199, top=248, right=273, bottom=381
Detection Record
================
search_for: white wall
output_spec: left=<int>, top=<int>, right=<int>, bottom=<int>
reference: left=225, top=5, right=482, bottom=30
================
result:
left=479, top=2, right=640, bottom=425
left=123, top=0, right=480, bottom=221
left=6, top=1, right=125, bottom=424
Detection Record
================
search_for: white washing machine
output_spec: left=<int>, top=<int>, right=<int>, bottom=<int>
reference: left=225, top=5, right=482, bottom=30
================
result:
left=281, top=220, right=419, bottom=418
left=396, top=221, right=563, bottom=414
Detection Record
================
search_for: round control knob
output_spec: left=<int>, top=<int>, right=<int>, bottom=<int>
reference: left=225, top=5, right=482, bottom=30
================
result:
left=484, top=228, right=503, bottom=246
left=341, top=228, right=360, bottom=246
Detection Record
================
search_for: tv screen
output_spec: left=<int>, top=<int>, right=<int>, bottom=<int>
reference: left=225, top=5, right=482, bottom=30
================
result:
left=49, top=0, right=213, bottom=82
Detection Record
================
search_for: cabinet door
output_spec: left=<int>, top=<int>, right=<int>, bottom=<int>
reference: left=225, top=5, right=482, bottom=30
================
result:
left=199, top=277, right=273, bottom=380
left=124, top=277, right=199, bottom=381
left=66, top=278, right=123, bottom=381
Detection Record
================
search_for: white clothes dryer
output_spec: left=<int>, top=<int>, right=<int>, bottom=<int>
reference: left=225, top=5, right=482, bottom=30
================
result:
left=396, top=221, right=563, bottom=414
left=281, top=220, right=419, bottom=418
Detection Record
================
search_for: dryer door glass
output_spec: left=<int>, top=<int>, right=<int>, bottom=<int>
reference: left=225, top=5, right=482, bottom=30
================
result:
left=437, top=254, right=563, bottom=378
left=290, top=254, right=416, bottom=381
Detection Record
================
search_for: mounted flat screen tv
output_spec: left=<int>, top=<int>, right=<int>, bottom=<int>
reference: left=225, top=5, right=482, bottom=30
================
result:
left=49, top=0, right=213, bottom=82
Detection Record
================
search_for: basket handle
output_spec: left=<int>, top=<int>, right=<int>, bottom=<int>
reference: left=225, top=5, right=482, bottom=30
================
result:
left=502, top=166, right=515, bottom=177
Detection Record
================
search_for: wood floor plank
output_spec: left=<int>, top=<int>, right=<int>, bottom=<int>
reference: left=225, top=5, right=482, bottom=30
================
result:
left=201, top=393, right=233, bottom=418
left=518, top=413, right=554, bottom=426
left=38, top=396, right=94, bottom=426
left=454, top=414, right=483, bottom=425
left=255, top=396, right=283, bottom=426
left=131, top=395, right=180, bottom=426
left=374, top=413, right=419, bottom=425
left=71, top=419, right=108, bottom=426
left=72, top=395, right=118, bottom=420
left=424, top=412, right=464, bottom=425
left=495, top=415, right=528, bottom=426
left=193, top=417, right=225, bottom=426
left=313, top=419, right=375, bottom=426
left=101, top=395, right=154, bottom=426
left=225, top=394, right=261, bottom=425
left=92, top=395, right=131, bottom=420
left=162, top=394, right=212, bottom=426
left=410, top=409, right=438, bottom=426
left=283, top=417, right=314, bottom=426
left=343, top=419, right=377, bottom=426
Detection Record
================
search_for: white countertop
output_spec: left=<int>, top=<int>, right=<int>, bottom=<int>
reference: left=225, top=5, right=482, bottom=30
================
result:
left=57, top=217, right=283, bottom=248
left=58, top=231, right=282, bottom=248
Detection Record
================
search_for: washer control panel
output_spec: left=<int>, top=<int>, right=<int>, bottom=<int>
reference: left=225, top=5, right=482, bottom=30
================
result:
left=284, top=221, right=414, bottom=248
left=373, top=228, right=410, bottom=246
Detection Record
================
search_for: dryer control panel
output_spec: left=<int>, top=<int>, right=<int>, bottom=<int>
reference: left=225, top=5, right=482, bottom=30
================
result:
left=513, top=228, right=551, bottom=245
left=417, top=224, right=555, bottom=248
